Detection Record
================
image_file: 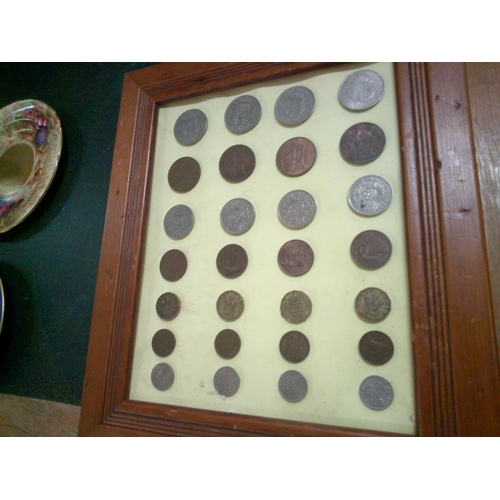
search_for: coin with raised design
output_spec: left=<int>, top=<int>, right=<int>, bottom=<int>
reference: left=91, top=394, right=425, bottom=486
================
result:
left=348, top=175, right=392, bottom=217
left=151, top=362, right=175, bottom=391
left=355, top=287, right=391, bottom=323
left=156, top=292, right=181, bottom=321
left=275, top=86, right=315, bottom=126
left=350, top=230, right=392, bottom=270
left=174, top=109, right=208, bottom=145
left=279, top=331, right=310, bottom=363
left=359, top=375, right=394, bottom=410
left=219, top=144, right=256, bottom=183
left=168, top=156, right=201, bottom=193
left=214, top=329, right=241, bottom=359
left=339, top=122, right=386, bottom=165
left=217, top=244, right=248, bottom=279
left=225, top=95, right=262, bottom=133
left=164, top=204, right=195, bottom=239
left=217, top=290, right=244, bottom=321
left=278, top=370, right=308, bottom=402
left=281, top=291, right=312, bottom=324
left=359, top=331, right=394, bottom=366
left=159, top=249, right=188, bottom=282
left=152, top=329, right=176, bottom=357
left=338, top=69, right=385, bottom=111
left=276, top=137, right=317, bottom=177
left=278, top=190, right=316, bottom=229
left=213, top=366, right=240, bottom=397
left=278, top=239, right=314, bottom=277
left=220, top=198, right=255, bottom=235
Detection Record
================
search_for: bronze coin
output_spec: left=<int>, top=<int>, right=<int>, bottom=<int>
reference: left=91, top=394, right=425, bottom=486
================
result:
left=214, top=329, right=241, bottom=359
left=159, top=249, right=188, bottom=282
left=276, top=137, right=317, bottom=177
left=359, top=330, right=394, bottom=366
left=213, top=366, right=240, bottom=397
left=350, top=230, right=392, bottom=270
left=168, top=156, right=201, bottom=193
left=152, top=329, right=176, bottom=357
left=216, top=244, right=248, bottom=279
left=339, top=122, right=386, bottom=165
left=219, top=144, right=256, bottom=183
left=278, top=239, right=314, bottom=277
left=281, top=291, right=312, bottom=324
left=217, top=290, right=245, bottom=321
left=156, top=292, right=181, bottom=321
left=355, top=287, right=391, bottom=323
left=279, top=331, right=310, bottom=363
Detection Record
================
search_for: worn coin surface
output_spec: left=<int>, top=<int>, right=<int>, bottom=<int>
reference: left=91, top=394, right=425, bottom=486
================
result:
left=151, top=362, right=175, bottom=391
left=359, top=331, right=394, bottom=366
left=281, top=290, right=312, bottom=324
left=168, top=156, right=201, bottom=193
left=225, top=95, right=262, bottom=133
left=156, top=292, right=181, bottom=321
left=220, top=198, right=255, bottom=235
left=217, top=244, right=248, bottom=279
left=359, top=375, right=394, bottom=410
left=276, top=137, right=317, bottom=177
left=278, top=239, right=314, bottom=277
left=350, top=230, right=392, bottom=270
left=279, top=331, right=310, bottom=363
left=355, top=287, right=391, bottom=323
left=339, top=122, right=386, bottom=165
left=278, top=370, right=308, bottom=402
left=213, top=366, right=240, bottom=397
left=159, top=249, right=188, bottom=282
left=173, top=109, right=208, bottom=145
left=219, top=144, right=256, bottom=183
left=338, top=69, right=385, bottom=111
left=214, top=329, right=241, bottom=359
left=164, top=204, right=195, bottom=239
left=152, top=329, right=176, bottom=357
left=275, top=86, right=315, bottom=126
left=217, top=290, right=245, bottom=321
left=348, top=175, right=392, bottom=217
left=278, top=190, right=316, bottom=229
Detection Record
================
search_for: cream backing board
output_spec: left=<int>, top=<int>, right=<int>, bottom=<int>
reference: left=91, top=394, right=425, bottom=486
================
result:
left=129, top=62, right=416, bottom=435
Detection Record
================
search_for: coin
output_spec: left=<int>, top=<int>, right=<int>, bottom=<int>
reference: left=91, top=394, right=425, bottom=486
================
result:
left=359, top=375, right=394, bottom=410
left=151, top=362, right=175, bottom=391
left=213, top=366, right=240, bottom=397
left=217, top=290, right=244, bottom=321
left=348, top=175, right=392, bottom=217
left=224, top=95, right=262, bottom=133
left=278, top=239, right=314, bottom=277
left=220, top=198, right=255, bottom=235
left=217, top=244, right=248, bottom=279
left=339, top=122, right=386, bottom=165
left=214, top=329, right=241, bottom=359
left=276, top=137, right=317, bottom=177
left=156, top=292, right=181, bottom=321
left=278, top=190, right=316, bottom=229
left=275, top=86, right=315, bottom=126
left=359, top=331, right=394, bottom=366
left=173, top=109, right=208, bottom=145
left=159, top=249, right=188, bottom=282
left=350, top=230, right=392, bottom=270
left=219, top=144, right=256, bottom=183
left=278, top=370, right=308, bottom=402
left=164, top=205, right=195, bottom=239
left=355, top=287, right=391, bottom=323
left=168, top=156, right=201, bottom=193
left=279, top=331, right=310, bottom=363
left=281, top=291, right=312, bottom=324
left=338, top=69, right=385, bottom=111
left=152, top=329, right=176, bottom=357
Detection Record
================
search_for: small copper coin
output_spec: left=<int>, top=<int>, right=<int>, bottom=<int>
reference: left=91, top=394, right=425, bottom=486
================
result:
left=278, top=370, right=308, bottom=403
left=151, top=363, right=175, bottom=391
left=159, top=249, right=188, bottom=282
left=279, top=331, right=310, bottom=363
left=278, top=239, right=314, bottom=277
left=152, top=329, right=176, bottom=357
left=156, top=292, right=181, bottom=321
left=168, top=156, right=201, bottom=193
left=339, top=122, right=386, bottom=165
left=359, top=331, right=394, bottom=366
left=214, top=329, right=241, bottom=359
left=276, top=137, right=317, bottom=177
left=219, top=144, right=256, bottom=183
left=217, top=290, right=245, bottom=321
left=216, top=244, right=248, bottom=279
left=213, top=366, right=240, bottom=397
left=281, top=291, right=312, bottom=324
left=355, top=287, right=391, bottom=323
left=350, top=230, right=392, bottom=270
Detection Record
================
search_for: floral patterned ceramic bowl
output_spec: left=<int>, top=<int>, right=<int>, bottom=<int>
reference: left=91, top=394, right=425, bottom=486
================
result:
left=0, top=100, right=62, bottom=233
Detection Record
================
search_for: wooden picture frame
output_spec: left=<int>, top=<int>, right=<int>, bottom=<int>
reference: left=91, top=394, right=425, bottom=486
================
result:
left=78, top=63, right=500, bottom=436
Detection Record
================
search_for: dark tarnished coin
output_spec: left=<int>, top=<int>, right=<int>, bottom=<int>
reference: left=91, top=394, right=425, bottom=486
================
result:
left=339, top=122, right=386, bottom=165
left=348, top=175, right=392, bottom=217
left=278, top=370, right=308, bottom=403
left=276, top=137, right=317, bottom=177
left=159, top=249, right=188, bottom=282
left=281, top=291, right=312, bottom=324
left=168, top=156, right=201, bottom=193
left=220, top=198, right=255, bottom=235
left=355, top=287, right=391, bottom=323
left=338, top=69, right=385, bottom=111
left=359, top=375, right=394, bottom=410
left=275, top=86, right=315, bottom=126
left=219, top=144, right=256, bottom=183
left=278, top=190, right=316, bottom=229
left=278, top=239, right=314, bottom=277
left=217, top=244, right=248, bottom=279
left=152, top=329, right=176, bottom=357
left=217, top=290, right=245, bottom=321
left=214, top=329, right=241, bottom=359
left=350, top=230, right=392, bottom=270
left=151, top=362, right=175, bottom=391
left=224, top=95, right=262, bottom=133
left=174, top=109, right=208, bottom=145
left=164, top=204, right=195, bottom=239
left=156, top=292, right=181, bottom=321
left=279, top=331, right=310, bottom=363
left=213, top=366, right=240, bottom=397
left=359, top=331, right=394, bottom=366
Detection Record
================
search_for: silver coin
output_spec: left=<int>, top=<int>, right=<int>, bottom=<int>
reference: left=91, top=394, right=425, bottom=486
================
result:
left=359, top=375, right=394, bottom=410
left=225, top=95, right=262, bottom=133
left=220, top=198, right=255, bottom=235
left=213, top=366, right=240, bottom=397
left=151, top=362, right=175, bottom=391
left=338, top=70, right=385, bottom=111
left=348, top=175, right=392, bottom=217
left=278, top=190, right=316, bottom=229
left=275, top=86, right=315, bottom=126
left=164, top=204, right=195, bottom=239
left=174, top=109, right=208, bottom=145
left=278, top=370, right=308, bottom=403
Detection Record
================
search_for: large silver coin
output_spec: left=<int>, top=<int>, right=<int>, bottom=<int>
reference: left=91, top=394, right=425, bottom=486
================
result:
left=348, top=175, right=392, bottom=217
left=338, top=70, right=385, bottom=111
left=275, top=86, right=315, bottom=126
left=225, top=95, right=262, bottom=133
left=174, top=109, right=208, bottom=145
left=278, top=370, right=308, bottom=403
left=278, top=190, right=316, bottom=229
left=164, top=204, right=195, bottom=239
left=220, top=198, right=255, bottom=235
left=359, top=375, right=394, bottom=411
left=213, top=366, right=240, bottom=397
left=151, top=362, right=175, bottom=391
